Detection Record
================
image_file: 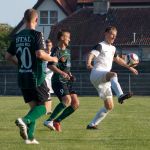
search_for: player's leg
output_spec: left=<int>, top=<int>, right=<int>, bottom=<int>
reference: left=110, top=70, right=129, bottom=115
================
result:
left=44, top=82, right=71, bottom=130
left=52, top=84, right=79, bottom=131
left=54, top=93, right=79, bottom=123
left=22, top=81, right=48, bottom=124
left=87, top=86, right=113, bottom=129
left=107, top=72, right=123, bottom=97
left=45, top=99, right=52, bottom=115
left=107, top=72, right=132, bottom=104
left=16, top=81, right=48, bottom=143
left=45, top=74, right=53, bottom=114
left=44, top=94, right=71, bottom=131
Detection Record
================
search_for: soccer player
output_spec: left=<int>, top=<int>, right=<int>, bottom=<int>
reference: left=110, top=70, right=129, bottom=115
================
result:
left=86, top=26, right=138, bottom=129
left=45, top=39, right=54, bottom=114
left=44, top=29, right=79, bottom=132
left=5, top=9, right=58, bottom=144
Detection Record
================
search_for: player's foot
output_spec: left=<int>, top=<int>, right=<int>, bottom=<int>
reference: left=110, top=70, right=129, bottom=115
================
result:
left=43, top=120, right=56, bottom=130
left=15, top=118, right=28, bottom=140
left=118, top=92, right=133, bottom=104
left=25, top=139, right=39, bottom=144
left=86, top=125, right=98, bottom=130
left=53, top=121, right=62, bottom=132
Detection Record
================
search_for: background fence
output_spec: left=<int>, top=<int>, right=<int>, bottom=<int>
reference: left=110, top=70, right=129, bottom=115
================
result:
left=0, top=44, right=150, bottom=96
left=0, top=72, right=150, bottom=96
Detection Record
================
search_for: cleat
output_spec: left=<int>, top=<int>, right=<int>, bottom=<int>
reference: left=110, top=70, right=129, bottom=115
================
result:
left=15, top=118, right=28, bottom=140
left=86, top=125, right=98, bottom=130
left=43, top=120, right=56, bottom=130
left=118, top=92, right=133, bottom=104
left=25, top=139, right=39, bottom=144
left=53, top=121, right=62, bottom=132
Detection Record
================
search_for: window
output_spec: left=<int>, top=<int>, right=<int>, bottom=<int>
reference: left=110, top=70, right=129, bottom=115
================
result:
left=50, top=11, right=58, bottom=24
left=40, top=11, right=48, bottom=24
left=40, top=10, right=58, bottom=25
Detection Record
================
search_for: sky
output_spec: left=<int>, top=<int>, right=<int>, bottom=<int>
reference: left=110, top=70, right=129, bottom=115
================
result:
left=0, top=0, right=37, bottom=27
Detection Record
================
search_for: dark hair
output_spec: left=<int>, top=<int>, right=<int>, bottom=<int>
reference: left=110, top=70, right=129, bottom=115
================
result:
left=57, top=29, right=70, bottom=41
left=105, top=26, right=117, bottom=33
left=45, top=39, right=52, bottom=44
left=24, top=9, right=38, bottom=22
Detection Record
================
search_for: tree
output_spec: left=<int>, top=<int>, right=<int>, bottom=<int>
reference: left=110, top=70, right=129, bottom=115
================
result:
left=0, top=24, right=13, bottom=60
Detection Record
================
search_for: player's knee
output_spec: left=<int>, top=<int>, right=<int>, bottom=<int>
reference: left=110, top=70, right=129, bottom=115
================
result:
left=106, top=72, right=117, bottom=81
left=105, top=104, right=114, bottom=111
left=104, top=99, right=114, bottom=111
left=73, top=100, right=80, bottom=110
left=62, top=96, right=71, bottom=107
left=71, top=98, right=80, bottom=110
left=111, top=72, right=117, bottom=78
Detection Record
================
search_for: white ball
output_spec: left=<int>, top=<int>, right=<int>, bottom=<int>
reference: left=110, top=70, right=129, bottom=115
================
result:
left=125, top=53, right=139, bottom=67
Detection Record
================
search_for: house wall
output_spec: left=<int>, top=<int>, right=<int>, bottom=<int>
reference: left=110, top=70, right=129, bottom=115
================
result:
left=17, top=0, right=67, bottom=40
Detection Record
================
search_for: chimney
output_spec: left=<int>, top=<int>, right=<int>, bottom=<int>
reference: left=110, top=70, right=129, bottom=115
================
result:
left=93, top=0, right=110, bottom=15
left=133, top=32, right=136, bottom=43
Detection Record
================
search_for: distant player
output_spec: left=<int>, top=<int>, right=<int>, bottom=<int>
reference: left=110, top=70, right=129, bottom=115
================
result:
left=45, top=39, right=54, bottom=114
left=44, top=29, right=79, bottom=132
left=86, top=26, right=138, bottom=129
left=5, top=9, right=58, bottom=144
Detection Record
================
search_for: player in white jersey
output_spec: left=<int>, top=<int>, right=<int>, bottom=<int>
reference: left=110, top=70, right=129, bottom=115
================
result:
left=45, top=39, right=54, bottom=114
left=86, top=26, right=138, bottom=129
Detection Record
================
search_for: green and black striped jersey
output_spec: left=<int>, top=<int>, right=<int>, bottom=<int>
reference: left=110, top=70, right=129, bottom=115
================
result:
left=7, top=29, right=46, bottom=89
left=48, top=46, right=71, bottom=83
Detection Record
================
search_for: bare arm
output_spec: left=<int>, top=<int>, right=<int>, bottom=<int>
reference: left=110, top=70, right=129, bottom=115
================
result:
left=86, top=53, right=95, bottom=70
left=5, top=52, right=18, bottom=65
left=114, top=56, right=138, bottom=75
left=36, top=50, right=58, bottom=63
left=48, top=65, right=70, bottom=80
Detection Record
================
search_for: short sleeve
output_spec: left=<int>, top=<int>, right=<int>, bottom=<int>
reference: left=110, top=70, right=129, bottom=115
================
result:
left=90, top=44, right=102, bottom=57
left=7, top=40, right=16, bottom=56
left=35, top=32, right=45, bottom=51
left=91, top=50, right=100, bottom=57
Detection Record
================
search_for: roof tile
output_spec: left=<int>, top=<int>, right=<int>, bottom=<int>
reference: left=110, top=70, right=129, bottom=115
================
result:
left=50, top=8, right=150, bottom=46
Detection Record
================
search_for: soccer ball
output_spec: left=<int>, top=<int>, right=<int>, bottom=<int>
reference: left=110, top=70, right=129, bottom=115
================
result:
left=125, top=53, right=139, bottom=67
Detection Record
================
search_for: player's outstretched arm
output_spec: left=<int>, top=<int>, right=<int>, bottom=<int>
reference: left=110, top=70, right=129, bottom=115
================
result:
left=36, top=50, right=58, bottom=62
left=86, top=53, right=94, bottom=70
left=114, top=56, right=138, bottom=75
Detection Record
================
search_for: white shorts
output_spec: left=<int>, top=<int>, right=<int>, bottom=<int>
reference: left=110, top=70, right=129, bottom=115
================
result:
left=45, top=72, right=54, bottom=100
left=90, top=69, right=112, bottom=100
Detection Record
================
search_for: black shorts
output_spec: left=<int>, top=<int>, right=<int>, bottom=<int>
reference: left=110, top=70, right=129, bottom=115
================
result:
left=52, top=81, right=77, bottom=101
left=21, top=80, right=49, bottom=103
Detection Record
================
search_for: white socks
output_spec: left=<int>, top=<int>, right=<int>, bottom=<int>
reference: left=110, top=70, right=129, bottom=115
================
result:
left=89, top=107, right=109, bottom=126
left=110, top=75, right=123, bottom=98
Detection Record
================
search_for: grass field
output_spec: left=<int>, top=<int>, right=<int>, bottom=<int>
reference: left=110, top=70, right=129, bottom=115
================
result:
left=0, top=96, right=150, bottom=150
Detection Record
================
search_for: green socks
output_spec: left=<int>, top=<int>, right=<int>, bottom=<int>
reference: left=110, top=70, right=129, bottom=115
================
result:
left=55, top=106, right=75, bottom=122
left=23, top=105, right=46, bottom=124
left=48, top=102, right=66, bottom=121
left=27, top=121, right=36, bottom=140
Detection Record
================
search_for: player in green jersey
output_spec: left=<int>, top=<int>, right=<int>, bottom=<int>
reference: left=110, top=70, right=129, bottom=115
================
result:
left=44, top=29, right=79, bottom=132
left=5, top=9, right=58, bottom=144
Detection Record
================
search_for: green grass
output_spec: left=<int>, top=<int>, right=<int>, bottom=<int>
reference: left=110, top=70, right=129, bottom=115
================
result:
left=0, top=96, right=150, bottom=150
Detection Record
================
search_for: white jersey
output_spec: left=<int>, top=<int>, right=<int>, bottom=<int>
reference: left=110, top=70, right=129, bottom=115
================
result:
left=91, top=41, right=117, bottom=71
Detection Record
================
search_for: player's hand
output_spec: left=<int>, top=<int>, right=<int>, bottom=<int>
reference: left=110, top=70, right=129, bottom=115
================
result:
left=68, top=72, right=76, bottom=82
left=52, top=56, right=58, bottom=63
left=87, top=64, right=93, bottom=70
left=61, top=71, right=70, bottom=80
left=129, top=67, right=138, bottom=75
